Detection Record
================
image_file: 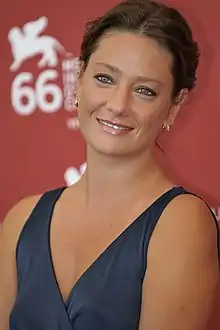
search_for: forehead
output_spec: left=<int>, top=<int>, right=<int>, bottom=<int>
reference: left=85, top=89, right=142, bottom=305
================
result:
left=88, top=31, right=173, bottom=82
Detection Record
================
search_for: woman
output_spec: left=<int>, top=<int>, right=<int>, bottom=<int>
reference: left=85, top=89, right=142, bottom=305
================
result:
left=0, top=0, right=219, bottom=329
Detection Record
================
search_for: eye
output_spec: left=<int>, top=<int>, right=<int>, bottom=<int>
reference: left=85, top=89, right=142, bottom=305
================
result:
left=136, top=86, right=157, bottom=97
left=94, top=74, right=114, bottom=84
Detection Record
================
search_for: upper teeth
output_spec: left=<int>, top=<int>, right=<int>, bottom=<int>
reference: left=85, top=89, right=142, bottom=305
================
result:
left=99, top=119, right=130, bottom=131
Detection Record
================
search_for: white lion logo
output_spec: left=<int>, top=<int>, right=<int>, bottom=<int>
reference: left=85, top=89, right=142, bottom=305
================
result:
left=8, top=16, right=65, bottom=72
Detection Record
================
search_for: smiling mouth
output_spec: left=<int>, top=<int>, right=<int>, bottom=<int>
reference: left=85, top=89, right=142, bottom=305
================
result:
left=97, top=118, right=133, bottom=131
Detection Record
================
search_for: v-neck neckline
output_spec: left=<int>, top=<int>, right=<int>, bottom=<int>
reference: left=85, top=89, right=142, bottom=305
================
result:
left=46, top=186, right=182, bottom=308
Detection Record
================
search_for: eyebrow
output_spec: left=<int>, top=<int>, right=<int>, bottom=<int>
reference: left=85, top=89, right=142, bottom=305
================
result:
left=95, top=62, right=163, bottom=85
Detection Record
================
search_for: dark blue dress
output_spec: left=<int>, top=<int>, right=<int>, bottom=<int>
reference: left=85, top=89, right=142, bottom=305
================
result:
left=9, top=186, right=219, bottom=330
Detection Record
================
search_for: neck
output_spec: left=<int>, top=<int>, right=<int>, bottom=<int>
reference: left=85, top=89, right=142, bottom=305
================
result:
left=80, top=145, right=164, bottom=208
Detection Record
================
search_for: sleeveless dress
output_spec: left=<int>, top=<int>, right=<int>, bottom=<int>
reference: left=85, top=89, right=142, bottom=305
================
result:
left=9, top=186, right=219, bottom=330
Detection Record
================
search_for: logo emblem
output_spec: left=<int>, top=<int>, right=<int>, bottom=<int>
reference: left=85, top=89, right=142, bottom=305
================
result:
left=8, top=16, right=64, bottom=71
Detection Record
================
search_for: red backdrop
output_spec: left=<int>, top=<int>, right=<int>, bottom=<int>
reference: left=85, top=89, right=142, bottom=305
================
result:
left=1, top=0, right=220, bottom=327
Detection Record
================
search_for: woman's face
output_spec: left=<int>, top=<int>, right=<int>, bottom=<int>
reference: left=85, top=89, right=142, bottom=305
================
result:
left=76, top=31, right=183, bottom=157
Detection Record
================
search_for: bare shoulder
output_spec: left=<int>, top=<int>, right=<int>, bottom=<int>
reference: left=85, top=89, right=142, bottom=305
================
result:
left=0, top=194, right=42, bottom=329
left=0, top=193, right=43, bottom=262
left=148, top=192, right=219, bottom=270
left=1, top=194, right=42, bottom=241
left=153, top=193, right=218, bottom=247
left=138, top=193, right=219, bottom=330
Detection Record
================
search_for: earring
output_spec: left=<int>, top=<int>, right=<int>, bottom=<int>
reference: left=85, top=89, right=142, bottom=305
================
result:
left=73, top=91, right=79, bottom=108
left=162, top=124, right=170, bottom=132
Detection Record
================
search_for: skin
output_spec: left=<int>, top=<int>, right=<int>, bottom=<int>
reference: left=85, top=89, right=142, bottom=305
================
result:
left=0, top=31, right=219, bottom=330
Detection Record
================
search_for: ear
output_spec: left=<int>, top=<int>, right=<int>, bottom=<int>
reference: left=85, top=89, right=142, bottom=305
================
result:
left=164, top=88, right=189, bottom=128
left=75, top=60, right=85, bottom=98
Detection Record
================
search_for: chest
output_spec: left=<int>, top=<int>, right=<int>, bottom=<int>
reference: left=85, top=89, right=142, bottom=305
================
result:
left=49, top=206, right=141, bottom=302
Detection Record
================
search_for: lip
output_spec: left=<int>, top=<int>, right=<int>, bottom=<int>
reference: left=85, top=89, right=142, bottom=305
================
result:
left=97, top=118, right=134, bottom=135
left=97, top=118, right=133, bottom=129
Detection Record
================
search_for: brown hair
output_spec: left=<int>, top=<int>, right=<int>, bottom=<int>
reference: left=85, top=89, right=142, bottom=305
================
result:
left=79, top=0, right=200, bottom=98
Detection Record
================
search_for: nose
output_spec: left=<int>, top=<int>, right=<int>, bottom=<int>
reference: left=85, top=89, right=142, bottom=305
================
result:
left=106, top=86, right=130, bottom=116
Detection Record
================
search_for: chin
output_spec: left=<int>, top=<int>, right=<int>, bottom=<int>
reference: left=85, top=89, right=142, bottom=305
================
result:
left=87, top=138, right=140, bottom=158
left=82, top=124, right=146, bottom=158
left=91, top=144, right=128, bottom=157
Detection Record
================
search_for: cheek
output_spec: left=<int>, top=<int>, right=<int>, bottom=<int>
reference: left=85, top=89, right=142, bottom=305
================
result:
left=137, top=102, right=169, bottom=131
left=79, top=82, right=106, bottom=115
